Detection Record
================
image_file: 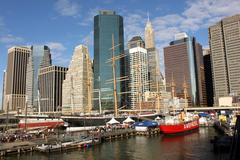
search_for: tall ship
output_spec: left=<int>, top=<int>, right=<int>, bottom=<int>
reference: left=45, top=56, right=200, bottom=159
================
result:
left=61, top=112, right=161, bottom=127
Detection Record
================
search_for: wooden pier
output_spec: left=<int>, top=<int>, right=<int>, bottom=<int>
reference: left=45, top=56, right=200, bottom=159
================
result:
left=0, top=141, right=35, bottom=156
left=136, top=128, right=160, bottom=136
left=101, top=129, right=136, bottom=141
left=0, top=128, right=161, bottom=157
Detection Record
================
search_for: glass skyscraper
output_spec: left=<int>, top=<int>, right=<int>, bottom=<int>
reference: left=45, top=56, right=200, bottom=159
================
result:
left=93, top=10, right=125, bottom=110
left=26, top=45, right=52, bottom=111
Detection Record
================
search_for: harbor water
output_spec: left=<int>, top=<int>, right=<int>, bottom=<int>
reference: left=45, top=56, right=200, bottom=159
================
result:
left=6, top=127, right=226, bottom=160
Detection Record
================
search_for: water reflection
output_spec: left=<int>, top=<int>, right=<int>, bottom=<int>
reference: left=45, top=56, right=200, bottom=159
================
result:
left=6, top=128, right=221, bottom=160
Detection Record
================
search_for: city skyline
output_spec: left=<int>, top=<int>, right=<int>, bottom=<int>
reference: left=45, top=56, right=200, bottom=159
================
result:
left=1, top=0, right=240, bottom=108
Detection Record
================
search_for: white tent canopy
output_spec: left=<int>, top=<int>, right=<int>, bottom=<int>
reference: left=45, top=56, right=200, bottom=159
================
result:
left=106, top=117, right=120, bottom=125
left=123, top=117, right=135, bottom=123
left=155, top=116, right=161, bottom=120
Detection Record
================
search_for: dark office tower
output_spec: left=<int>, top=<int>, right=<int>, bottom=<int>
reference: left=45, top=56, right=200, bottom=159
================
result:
left=93, top=10, right=125, bottom=110
left=164, top=33, right=207, bottom=107
left=26, top=46, right=52, bottom=112
left=203, top=49, right=214, bottom=106
left=2, top=70, right=6, bottom=111
left=4, top=46, right=31, bottom=112
left=38, top=66, right=68, bottom=112
left=144, top=17, right=164, bottom=92
left=209, top=14, right=240, bottom=102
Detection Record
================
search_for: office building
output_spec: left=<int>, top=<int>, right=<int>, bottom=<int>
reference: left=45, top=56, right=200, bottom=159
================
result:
left=164, top=33, right=206, bottom=106
left=26, top=45, right=52, bottom=111
left=209, top=14, right=240, bottom=103
left=127, top=36, right=149, bottom=109
left=203, top=49, right=214, bottom=106
left=144, top=18, right=165, bottom=92
left=4, top=47, right=30, bottom=112
left=38, top=66, right=68, bottom=112
left=93, top=10, right=125, bottom=110
left=62, top=45, right=93, bottom=113
left=2, top=70, right=6, bottom=111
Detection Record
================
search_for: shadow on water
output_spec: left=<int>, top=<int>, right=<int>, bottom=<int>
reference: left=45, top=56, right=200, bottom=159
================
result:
left=5, top=128, right=230, bottom=160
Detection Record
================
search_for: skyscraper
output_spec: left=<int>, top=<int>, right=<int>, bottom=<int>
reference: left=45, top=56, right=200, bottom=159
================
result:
left=145, top=17, right=155, bottom=49
left=209, top=14, right=240, bottom=102
left=26, top=46, right=52, bottom=111
left=164, top=33, right=206, bottom=106
left=127, top=36, right=149, bottom=109
left=62, top=45, right=93, bottom=113
left=4, top=46, right=30, bottom=112
left=203, top=49, right=214, bottom=106
left=2, top=70, right=6, bottom=111
left=144, top=18, right=164, bottom=92
left=38, top=66, right=68, bottom=112
left=93, top=10, right=125, bottom=110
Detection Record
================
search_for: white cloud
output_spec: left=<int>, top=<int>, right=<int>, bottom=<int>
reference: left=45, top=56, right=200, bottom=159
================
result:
left=0, top=34, right=24, bottom=44
left=54, top=0, right=80, bottom=17
left=46, top=42, right=70, bottom=67
left=122, top=0, right=240, bottom=76
left=182, top=0, right=240, bottom=31
left=124, top=13, right=145, bottom=42
left=47, top=42, right=66, bottom=51
left=78, top=8, right=99, bottom=26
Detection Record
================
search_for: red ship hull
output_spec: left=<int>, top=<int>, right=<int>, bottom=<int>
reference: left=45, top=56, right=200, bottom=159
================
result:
left=160, top=119, right=199, bottom=134
left=18, top=121, right=64, bottom=129
left=18, top=118, right=64, bottom=129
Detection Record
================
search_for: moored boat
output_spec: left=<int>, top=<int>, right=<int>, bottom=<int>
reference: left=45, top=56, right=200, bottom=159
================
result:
left=159, top=112, right=199, bottom=134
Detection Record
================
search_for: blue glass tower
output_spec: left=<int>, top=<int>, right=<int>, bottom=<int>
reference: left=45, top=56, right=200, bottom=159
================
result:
left=93, top=10, right=125, bottom=110
left=26, top=45, right=52, bottom=111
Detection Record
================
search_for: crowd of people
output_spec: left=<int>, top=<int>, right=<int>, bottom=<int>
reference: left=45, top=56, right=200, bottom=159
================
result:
left=0, top=132, right=33, bottom=143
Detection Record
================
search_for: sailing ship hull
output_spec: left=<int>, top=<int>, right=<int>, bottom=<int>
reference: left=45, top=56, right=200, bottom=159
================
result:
left=62, top=113, right=161, bottom=127
left=160, top=119, right=199, bottom=134
left=18, top=118, right=64, bottom=129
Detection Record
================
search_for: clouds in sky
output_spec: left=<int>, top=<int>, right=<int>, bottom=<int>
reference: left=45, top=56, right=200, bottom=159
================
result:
left=54, top=0, right=80, bottom=17
left=119, top=0, right=240, bottom=73
left=0, top=34, right=24, bottom=44
left=46, top=42, right=70, bottom=67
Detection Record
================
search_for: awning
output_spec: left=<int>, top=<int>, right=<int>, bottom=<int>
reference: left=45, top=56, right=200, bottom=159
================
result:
left=123, top=117, right=135, bottom=123
left=106, top=117, right=120, bottom=125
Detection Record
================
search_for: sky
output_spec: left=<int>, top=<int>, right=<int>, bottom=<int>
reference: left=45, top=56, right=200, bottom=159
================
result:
left=1, top=0, right=240, bottom=108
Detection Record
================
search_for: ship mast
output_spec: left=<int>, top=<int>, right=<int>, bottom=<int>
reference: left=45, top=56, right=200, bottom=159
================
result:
left=85, top=36, right=92, bottom=114
left=110, top=34, right=119, bottom=117
left=86, top=51, right=92, bottom=113
left=70, top=75, right=74, bottom=114
left=106, top=34, right=128, bottom=117
left=37, top=89, right=41, bottom=114
left=24, top=97, right=28, bottom=132
left=171, top=72, right=176, bottom=99
left=156, top=75, right=161, bottom=113
left=183, top=75, right=188, bottom=112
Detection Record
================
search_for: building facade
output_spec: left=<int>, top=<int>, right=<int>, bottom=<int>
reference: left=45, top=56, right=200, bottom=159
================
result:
left=144, top=18, right=165, bottom=92
left=209, top=14, right=240, bottom=103
left=203, top=49, right=214, bottom=106
left=26, top=45, right=52, bottom=112
left=62, top=45, right=93, bottom=114
left=164, top=33, right=206, bottom=106
left=145, top=17, right=155, bottom=49
left=2, top=70, right=6, bottom=111
left=38, top=66, right=68, bottom=112
left=127, top=36, right=149, bottom=109
left=93, top=10, right=125, bottom=110
left=4, top=46, right=31, bottom=112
